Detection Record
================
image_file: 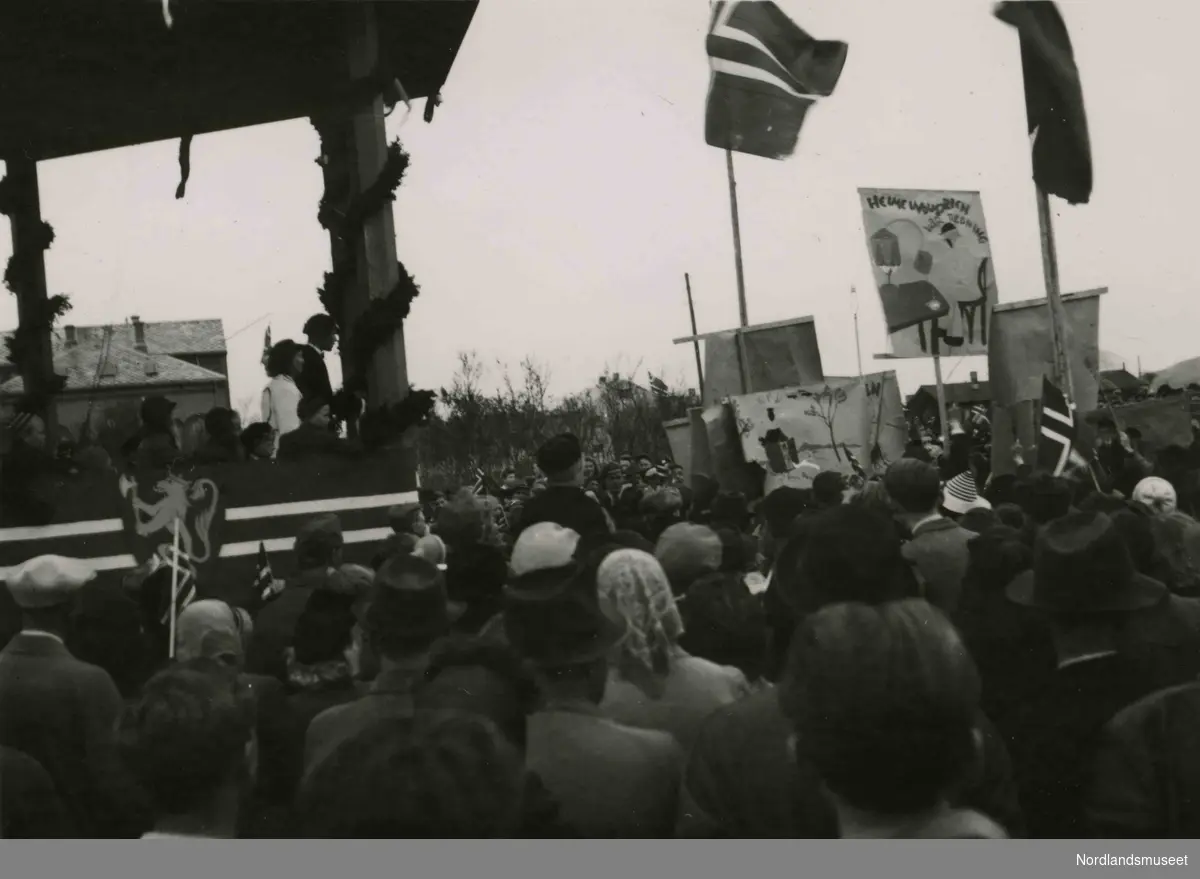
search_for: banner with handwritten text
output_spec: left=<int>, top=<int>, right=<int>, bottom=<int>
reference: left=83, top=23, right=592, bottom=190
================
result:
left=858, top=189, right=998, bottom=359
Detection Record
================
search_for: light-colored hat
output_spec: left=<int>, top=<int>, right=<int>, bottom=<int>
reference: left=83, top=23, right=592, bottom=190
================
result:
left=942, top=472, right=991, bottom=517
left=510, top=522, right=580, bottom=577
left=1132, top=477, right=1177, bottom=515
left=5, top=555, right=96, bottom=609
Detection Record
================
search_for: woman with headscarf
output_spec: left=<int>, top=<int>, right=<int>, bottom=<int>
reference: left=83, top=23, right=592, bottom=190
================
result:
left=260, top=340, right=304, bottom=456
left=173, top=599, right=297, bottom=837
left=596, top=549, right=750, bottom=750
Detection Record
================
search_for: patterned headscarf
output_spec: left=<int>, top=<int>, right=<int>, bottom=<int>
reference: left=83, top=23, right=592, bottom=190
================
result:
left=175, top=599, right=253, bottom=669
left=596, top=549, right=683, bottom=680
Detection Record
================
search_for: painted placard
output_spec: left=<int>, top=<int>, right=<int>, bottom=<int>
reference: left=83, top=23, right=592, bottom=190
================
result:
left=730, top=372, right=907, bottom=493
left=858, top=188, right=997, bottom=359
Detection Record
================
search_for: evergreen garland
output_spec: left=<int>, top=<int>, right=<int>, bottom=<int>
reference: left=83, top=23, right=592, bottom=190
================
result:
left=0, top=175, right=68, bottom=398
left=312, top=130, right=429, bottom=444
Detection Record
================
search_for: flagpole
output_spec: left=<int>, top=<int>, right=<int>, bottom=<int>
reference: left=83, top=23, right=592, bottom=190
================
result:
left=933, top=351, right=951, bottom=451
left=852, top=285, right=864, bottom=380
left=168, top=517, right=181, bottom=660
left=725, top=149, right=749, bottom=329
left=684, top=273, right=705, bottom=400
left=1036, top=185, right=1077, bottom=409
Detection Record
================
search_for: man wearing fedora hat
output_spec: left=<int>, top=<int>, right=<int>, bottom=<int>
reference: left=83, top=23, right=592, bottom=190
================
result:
left=300, top=555, right=466, bottom=781
left=0, top=556, right=126, bottom=836
left=1002, top=509, right=1200, bottom=837
left=505, top=543, right=683, bottom=837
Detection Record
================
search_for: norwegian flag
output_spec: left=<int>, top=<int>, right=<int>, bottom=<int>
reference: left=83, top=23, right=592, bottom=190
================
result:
left=471, top=467, right=487, bottom=495
left=254, top=541, right=284, bottom=608
left=1037, top=376, right=1088, bottom=476
left=705, top=1, right=849, bottom=159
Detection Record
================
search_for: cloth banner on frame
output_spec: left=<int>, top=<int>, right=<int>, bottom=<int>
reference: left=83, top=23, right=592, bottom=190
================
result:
left=857, top=188, right=998, bottom=360
left=729, top=372, right=906, bottom=494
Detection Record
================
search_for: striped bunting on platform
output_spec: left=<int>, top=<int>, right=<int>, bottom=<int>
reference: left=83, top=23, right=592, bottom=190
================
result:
left=0, top=490, right=417, bottom=580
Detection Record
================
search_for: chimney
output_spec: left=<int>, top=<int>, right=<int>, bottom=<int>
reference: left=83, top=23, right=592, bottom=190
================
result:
left=144, top=357, right=159, bottom=377
left=132, top=316, right=147, bottom=352
left=64, top=325, right=77, bottom=348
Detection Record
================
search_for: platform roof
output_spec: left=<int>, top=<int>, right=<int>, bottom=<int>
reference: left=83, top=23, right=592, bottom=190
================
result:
left=0, top=0, right=479, bottom=162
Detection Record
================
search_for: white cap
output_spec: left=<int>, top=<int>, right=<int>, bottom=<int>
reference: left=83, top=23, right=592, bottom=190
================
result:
left=5, top=555, right=96, bottom=610
left=510, top=522, right=580, bottom=577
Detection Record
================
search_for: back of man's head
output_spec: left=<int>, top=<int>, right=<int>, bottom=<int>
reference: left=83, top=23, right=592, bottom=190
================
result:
left=884, top=459, right=941, bottom=515
left=775, top=505, right=915, bottom=616
left=1016, top=473, right=1073, bottom=525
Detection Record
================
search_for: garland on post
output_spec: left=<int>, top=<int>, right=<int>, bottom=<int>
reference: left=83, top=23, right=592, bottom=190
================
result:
left=0, top=174, right=69, bottom=399
left=311, top=129, right=431, bottom=445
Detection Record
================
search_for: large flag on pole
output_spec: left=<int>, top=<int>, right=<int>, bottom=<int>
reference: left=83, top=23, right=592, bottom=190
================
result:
left=705, top=1, right=848, bottom=160
left=995, top=2, right=1093, bottom=205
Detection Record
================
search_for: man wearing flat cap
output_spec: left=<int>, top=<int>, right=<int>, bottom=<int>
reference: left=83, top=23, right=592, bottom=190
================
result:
left=516, top=433, right=612, bottom=541
left=0, top=556, right=126, bottom=835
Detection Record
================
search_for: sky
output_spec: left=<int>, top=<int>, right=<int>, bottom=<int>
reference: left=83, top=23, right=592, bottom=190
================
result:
left=1, top=0, right=1197, bottom=412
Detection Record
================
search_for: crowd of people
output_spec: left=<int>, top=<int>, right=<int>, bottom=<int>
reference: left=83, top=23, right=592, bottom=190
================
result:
left=4, top=375, right=1200, bottom=837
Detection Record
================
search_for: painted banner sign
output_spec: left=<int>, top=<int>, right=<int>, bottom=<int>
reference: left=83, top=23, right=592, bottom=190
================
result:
left=730, top=372, right=906, bottom=493
left=858, top=188, right=998, bottom=359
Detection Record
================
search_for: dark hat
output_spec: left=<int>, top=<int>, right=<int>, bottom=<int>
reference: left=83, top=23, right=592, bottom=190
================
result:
left=1007, top=510, right=1167, bottom=614
left=503, top=564, right=624, bottom=668
left=295, top=514, right=344, bottom=570
left=140, top=395, right=177, bottom=424
left=812, top=471, right=846, bottom=502
left=884, top=458, right=941, bottom=511
left=293, top=590, right=358, bottom=664
left=373, top=554, right=466, bottom=638
left=536, top=433, right=582, bottom=475
left=303, top=313, right=337, bottom=336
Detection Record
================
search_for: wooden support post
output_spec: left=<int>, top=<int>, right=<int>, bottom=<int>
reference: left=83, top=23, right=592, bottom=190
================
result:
left=933, top=351, right=950, bottom=451
left=344, top=3, right=408, bottom=409
left=6, top=158, right=58, bottom=442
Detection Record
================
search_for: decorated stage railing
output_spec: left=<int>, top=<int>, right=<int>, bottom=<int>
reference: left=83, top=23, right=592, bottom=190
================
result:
left=0, top=448, right=417, bottom=605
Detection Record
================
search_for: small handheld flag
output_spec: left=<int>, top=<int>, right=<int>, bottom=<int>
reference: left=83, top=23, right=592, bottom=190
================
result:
left=261, top=326, right=272, bottom=369
left=1037, top=375, right=1089, bottom=476
left=255, top=541, right=284, bottom=607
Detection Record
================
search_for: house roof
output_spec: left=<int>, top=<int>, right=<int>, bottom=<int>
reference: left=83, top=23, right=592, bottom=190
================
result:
left=1100, top=369, right=1146, bottom=393
left=0, top=339, right=226, bottom=397
left=1, top=319, right=226, bottom=359
left=912, top=380, right=992, bottom=406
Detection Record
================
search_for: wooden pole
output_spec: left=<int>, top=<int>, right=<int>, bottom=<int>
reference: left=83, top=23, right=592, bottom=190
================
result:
left=168, top=518, right=181, bottom=660
left=1035, top=185, right=1076, bottom=408
left=725, top=149, right=749, bottom=329
left=6, top=158, right=59, bottom=443
left=684, top=273, right=705, bottom=400
left=345, top=3, right=408, bottom=409
left=852, top=285, right=864, bottom=380
left=933, top=351, right=950, bottom=451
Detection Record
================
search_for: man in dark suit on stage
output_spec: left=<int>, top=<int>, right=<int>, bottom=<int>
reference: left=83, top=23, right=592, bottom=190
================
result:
left=298, top=313, right=337, bottom=408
